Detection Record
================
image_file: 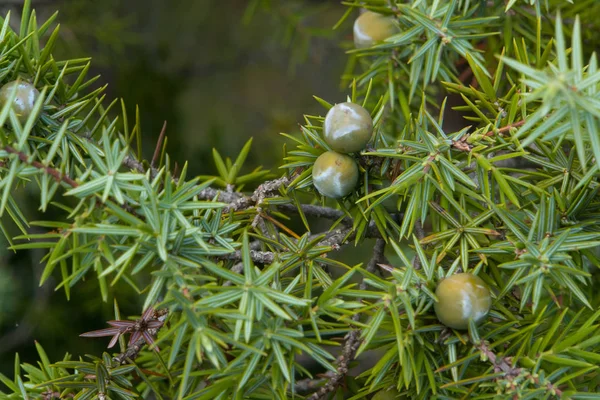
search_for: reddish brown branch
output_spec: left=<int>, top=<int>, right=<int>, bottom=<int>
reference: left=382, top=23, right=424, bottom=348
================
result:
left=3, top=145, right=143, bottom=216
left=4, top=145, right=79, bottom=187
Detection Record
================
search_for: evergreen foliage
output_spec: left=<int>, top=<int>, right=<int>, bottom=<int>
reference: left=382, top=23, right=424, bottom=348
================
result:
left=1, top=0, right=600, bottom=399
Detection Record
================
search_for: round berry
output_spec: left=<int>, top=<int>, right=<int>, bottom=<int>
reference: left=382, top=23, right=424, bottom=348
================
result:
left=434, top=273, right=492, bottom=330
left=0, top=80, right=40, bottom=124
left=323, top=102, right=373, bottom=153
left=353, top=11, right=400, bottom=49
left=312, top=151, right=359, bottom=198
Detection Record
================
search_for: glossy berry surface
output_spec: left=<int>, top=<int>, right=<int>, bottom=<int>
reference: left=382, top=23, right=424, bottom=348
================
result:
left=0, top=80, right=40, bottom=123
left=353, top=11, right=400, bottom=49
left=312, top=151, right=359, bottom=198
left=434, top=273, right=491, bottom=330
left=323, top=102, right=373, bottom=153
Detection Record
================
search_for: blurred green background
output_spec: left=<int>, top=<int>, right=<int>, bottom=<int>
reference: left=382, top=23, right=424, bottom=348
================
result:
left=0, top=0, right=352, bottom=375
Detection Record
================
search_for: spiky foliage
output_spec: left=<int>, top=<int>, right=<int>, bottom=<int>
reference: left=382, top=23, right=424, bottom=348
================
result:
left=1, top=0, right=600, bottom=399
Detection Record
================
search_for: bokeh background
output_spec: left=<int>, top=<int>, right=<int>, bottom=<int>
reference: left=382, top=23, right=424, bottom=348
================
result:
left=0, top=0, right=353, bottom=375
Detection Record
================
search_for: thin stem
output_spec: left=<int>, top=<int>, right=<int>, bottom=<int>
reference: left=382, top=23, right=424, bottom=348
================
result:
left=4, top=145, right=79, bottom=187
left=307, top=330, right=361, bottom=400
left=309, top=239, right=386, bottom=400
left=275, top=203, right=349, bottom=223
left=358, top=238, right=386, bottom=292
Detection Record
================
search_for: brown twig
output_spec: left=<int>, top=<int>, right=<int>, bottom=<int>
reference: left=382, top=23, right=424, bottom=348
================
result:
left=308, top=239, right=387, bottom=400
left=293, top=373, right=332, bottom=394
left=122, top=155, right=145, bottom=174
left=307, top=330, right=361, bottom=400
left=222, top=249, right=276, bottom=265
left=358, top=238, right=386, bottom=292
left=275, top=203, right=350, bottom=224
left=4, top=145, right=79, bottom=187
left=3, top=144, right=144, bottom=217
left=121, top=141, right=352, bottom=225
left=197, top=187, right=245, bottom=203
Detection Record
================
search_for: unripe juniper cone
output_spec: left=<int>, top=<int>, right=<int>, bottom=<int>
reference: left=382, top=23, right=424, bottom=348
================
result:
left=434, top=273, right=491, bottom=330
left=323, top=102, right=373, bottom=153
left=0, top=80, right=40, bottom=124
left=312, top=151, right=359, bottom=198
left=353, top=10, right=400, bottom=49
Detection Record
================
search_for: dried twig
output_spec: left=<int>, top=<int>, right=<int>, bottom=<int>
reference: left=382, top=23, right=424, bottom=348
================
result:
left=308, top=239, right=386, bottom=400
left=307, top=330, right=361, bottom=400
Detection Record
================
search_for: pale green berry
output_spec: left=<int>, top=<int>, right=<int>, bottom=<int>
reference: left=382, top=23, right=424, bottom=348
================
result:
left=0, top=80, right=40, bottom=124
left=353, top=11, right=400, bottom=49
left=323, top=102, right=373, bottom=153
left=312, top=151, right=359, bottom=198
left=434, top=273, right=492, bottom=330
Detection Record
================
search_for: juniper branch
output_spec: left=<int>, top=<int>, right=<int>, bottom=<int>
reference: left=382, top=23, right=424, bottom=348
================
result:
left=4, top=145, right=79, bottom=187
left=475, top=341, right=563, bottom=397
left=307, top=330, right=361, bottom=400
left=275, top=203, right=349, bottom=223
left=309, top=239, right=386, bottom=400
left=121, top=145, right=352, bottom=223
left=358, top=238, right=386, bottom=292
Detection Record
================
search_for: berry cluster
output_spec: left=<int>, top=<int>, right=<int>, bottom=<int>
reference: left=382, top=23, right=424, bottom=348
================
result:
left=312, top=11, right=400, bottom=199
left=313, top=11, right=492, bottom=332
left=312, top=102, right=373, bottom=198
